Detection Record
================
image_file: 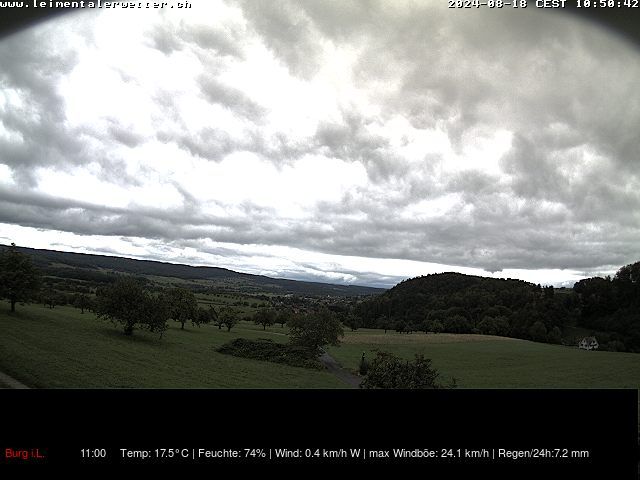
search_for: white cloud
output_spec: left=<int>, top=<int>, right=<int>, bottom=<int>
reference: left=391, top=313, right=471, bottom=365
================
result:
left=0, top=2, right=639, bottom=288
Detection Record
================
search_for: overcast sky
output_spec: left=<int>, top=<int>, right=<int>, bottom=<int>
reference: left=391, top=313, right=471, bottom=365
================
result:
left=0, top=1, right=639, bottom=289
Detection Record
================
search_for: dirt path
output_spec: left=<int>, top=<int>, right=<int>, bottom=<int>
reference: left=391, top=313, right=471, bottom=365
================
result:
left=319, top=352, right=362, bottom=388
left=0, top=370, right=29, bottom=389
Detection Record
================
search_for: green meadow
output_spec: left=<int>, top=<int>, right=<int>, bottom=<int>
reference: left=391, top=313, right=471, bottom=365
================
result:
left=327, top=330, right=640, bottom=389
left=0, top=304, right=341, bottom=388
left=0, top=305, right=638, bottom=391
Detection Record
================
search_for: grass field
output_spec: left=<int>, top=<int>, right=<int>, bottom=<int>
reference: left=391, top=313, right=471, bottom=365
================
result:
left=0, top=304, right=342, bottom=388
left=0, top=304, right=638, bottom=391
left=327, top=329, right=640, bottom=389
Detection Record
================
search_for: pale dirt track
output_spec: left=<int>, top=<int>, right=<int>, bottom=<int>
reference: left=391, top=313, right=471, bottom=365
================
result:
left=319, top=352, right=362, bottom=388
left=0, top=370, right=29, bottom=389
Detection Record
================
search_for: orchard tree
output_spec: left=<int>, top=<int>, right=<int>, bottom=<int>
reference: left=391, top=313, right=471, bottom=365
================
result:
left=95, top=277, right=168, bottom=337
left=43, top=286, right=56, bottom=309
left=275, top=309, right=290, bottom=328
left=142, top=295, right=171, bottom=339
left=214, top=312, right=225, bottom=330
left=219, top=307, right=239, bottom=332
left=72, top=293, right=90, bottom=314
left=166, top=287, right=198, bottom=330
left=287, top=308, right=344, bottom=356
left=193, top=304, right=216, bottom=328
left=0, top=243, right=41, bottom=312
left=253, top=308, right=276, bottom=330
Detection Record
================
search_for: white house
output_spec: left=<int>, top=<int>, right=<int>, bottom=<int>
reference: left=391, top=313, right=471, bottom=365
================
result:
left=578, top=337, right=599, bottom=350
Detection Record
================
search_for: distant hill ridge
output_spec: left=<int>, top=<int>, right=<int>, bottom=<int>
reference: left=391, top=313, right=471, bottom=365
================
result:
left=6, top=245, right=384, bottom=297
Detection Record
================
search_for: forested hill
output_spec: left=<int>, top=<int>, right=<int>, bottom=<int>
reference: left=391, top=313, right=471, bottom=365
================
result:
left=354, top=269, right=640, bottom=352
left=8, top=245, right=384, bottom=297
left=357, top=272, right=549, bottom=327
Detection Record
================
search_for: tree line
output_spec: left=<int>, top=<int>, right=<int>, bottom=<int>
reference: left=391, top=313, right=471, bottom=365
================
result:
left=2, top=243, right=638, bottom=352
left=351, top=264, right=640, bottom=352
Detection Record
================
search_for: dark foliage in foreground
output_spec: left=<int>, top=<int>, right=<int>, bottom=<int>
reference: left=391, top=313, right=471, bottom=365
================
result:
left=361, top=351, right=456, bottom=389
left=217, top=338, right=324, bottom=370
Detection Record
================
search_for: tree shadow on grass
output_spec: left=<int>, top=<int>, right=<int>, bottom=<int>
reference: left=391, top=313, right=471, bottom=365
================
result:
left=96, top=326, right=166, bottom=347
left=171, top=326, right=205, bottom=334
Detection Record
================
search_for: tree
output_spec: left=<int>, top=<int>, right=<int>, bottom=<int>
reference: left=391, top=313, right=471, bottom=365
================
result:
left=43, top=286, right=56, bottom=309
left=376, top=316, right=390, bottom=333
left=72, top=293, right=90, bottom=314
left=547, top=326, right=562, bottom=344
left=613, top=261, right=640, bottom=308
left=287, top=308, right=344, bottom=356
left=165, top=287, right=198, bottom=330
left=0, top=243, right=41, bottom=312
left=214, top=313, right=225, bottom=330
left=361, top=351, right=455, bottom=389
left=142, top=295, right=170, bottom=339
left=253, top=308, right=276, bottom=330
left=219, top=307, right=239, bottom=332
left=431, top=319, right=444, bottom=334
left=443, top=314, right=472, bottom=334
left=528, top=320, right=547, bottom=343
left=95, top=277, right=168, bottom=337
left=193, top=305, right=214, bottom=327
left=343, top=313, right=361, bottom=331
left=359, top=352, right=369, bottom=376
left=275, top=309, right=289, bottom=328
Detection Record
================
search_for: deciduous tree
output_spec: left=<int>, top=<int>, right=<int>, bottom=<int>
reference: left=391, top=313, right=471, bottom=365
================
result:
left=95, top=277, right=168, bottom=337
left=287, top=308, right=343, bottom=356
left=0, top=243, right=41, bottom=312
left=166, top=287, right=198, bottom=330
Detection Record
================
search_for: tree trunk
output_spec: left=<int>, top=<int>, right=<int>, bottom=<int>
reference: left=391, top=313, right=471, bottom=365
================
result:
left=124, top=324, right=134, bottom=336
left=181, top=321, right=185, bottom=330
left=263, top=325, right=266, bottom=330
left=10, top=298, right=16, bottom=312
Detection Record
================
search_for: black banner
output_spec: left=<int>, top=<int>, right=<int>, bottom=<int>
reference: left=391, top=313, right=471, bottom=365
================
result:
left=0, top=389, right=637, bottom=476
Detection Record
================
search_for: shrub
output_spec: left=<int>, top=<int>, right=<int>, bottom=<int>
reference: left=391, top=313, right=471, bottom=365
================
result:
left=359, top=352, right=369, bottom=376
left=361, top=351, right=456, bottom=389
left=217, top=338, right=324, bottom=369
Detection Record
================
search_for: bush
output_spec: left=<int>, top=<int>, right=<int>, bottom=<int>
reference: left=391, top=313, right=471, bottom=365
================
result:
left=217, top=338, right=324, bottom=370
left=361, top=351, right=456, bottom=389
left=359, top=353, right=369, bottom=376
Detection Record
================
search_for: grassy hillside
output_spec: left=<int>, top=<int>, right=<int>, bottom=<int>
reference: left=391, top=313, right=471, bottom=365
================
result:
left=0, top=304, right=342, bottom=388
left=327, top=329, right=640, bottom=389
left=1, top=304, right=638, bottom=391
